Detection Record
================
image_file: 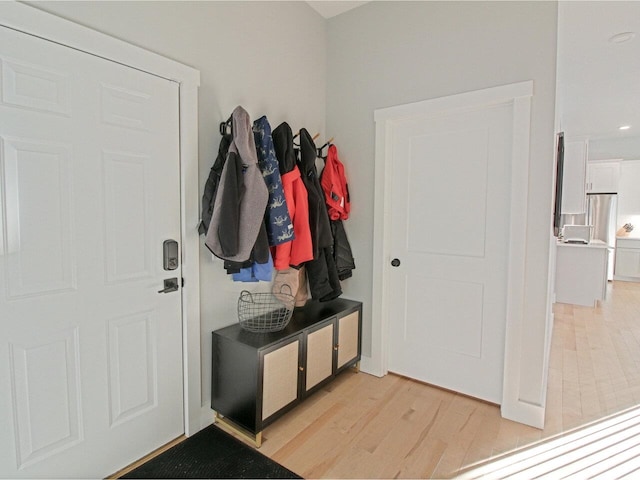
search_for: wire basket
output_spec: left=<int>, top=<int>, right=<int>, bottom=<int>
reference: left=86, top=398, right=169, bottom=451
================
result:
left=237, top=288, right=295, bottom=333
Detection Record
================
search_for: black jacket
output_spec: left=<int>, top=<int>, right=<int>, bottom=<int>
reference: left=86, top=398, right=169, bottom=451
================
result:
left=273, top=122, right=296, bottom=174
left=198, top=134, right=231, bottom=235
left=298, top=129, right=333, bottom=256
left=297, top=129, right=341, bottom=302
left=332, top=219, right=355, bottom=280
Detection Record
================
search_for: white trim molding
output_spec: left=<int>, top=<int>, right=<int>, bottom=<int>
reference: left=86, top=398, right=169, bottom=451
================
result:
left=0, top=1, right=202, bottom=436
left=372, top=81, right=544, bottom=428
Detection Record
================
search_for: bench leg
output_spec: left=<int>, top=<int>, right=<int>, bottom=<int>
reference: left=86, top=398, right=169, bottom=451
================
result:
left=214, top=413, right=262, bottom=448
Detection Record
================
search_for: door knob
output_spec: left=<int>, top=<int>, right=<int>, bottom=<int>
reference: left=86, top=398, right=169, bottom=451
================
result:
left=391, top=258, right=401, bottom=267
left=158, top=278, right=179, bottom=293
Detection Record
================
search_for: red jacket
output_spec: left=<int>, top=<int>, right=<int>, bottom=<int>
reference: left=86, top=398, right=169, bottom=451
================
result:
left=272, top=165, right=313, bottom=270
left=320, top=145, right=351, bottom=220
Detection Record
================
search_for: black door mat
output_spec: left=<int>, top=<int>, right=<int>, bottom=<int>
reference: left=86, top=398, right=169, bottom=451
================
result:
left=121, top=424, right=301, bottom=479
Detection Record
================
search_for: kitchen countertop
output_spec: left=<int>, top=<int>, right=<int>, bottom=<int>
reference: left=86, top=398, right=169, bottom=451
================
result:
left=557, top=239, right=608, bottom=249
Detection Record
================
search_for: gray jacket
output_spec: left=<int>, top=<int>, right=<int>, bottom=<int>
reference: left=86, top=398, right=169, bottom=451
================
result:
left=205, top=106, right=268, bottom=262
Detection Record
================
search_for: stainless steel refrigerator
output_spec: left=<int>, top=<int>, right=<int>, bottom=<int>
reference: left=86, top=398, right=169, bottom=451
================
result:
left=587, top=193, right=618, bottom=280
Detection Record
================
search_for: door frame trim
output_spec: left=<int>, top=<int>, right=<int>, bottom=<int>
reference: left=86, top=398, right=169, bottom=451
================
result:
left=0, top=2, right=202, bottom=436
left=371, top=81, right=543, bottom=427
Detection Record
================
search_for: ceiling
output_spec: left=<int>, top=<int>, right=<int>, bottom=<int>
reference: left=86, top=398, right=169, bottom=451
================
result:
left=306, top=1, right=368, bottom=19
left=558, top=1, right=640, bottom=159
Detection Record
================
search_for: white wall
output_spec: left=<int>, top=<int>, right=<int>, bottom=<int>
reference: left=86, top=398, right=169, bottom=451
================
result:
left=589, top=136, right=640, bottom=161
left=29, top=0, right=327, bottom=420
left=618, top=160, right=640, bottom=237
left=326, top=1, right=558, bottom=415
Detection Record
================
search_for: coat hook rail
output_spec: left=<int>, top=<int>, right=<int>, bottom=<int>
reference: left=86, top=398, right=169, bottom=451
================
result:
left=219, top=116, right=232, bottom=136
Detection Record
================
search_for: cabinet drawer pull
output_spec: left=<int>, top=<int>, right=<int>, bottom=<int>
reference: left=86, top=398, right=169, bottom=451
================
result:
left=299, top=366, right=304, bottom=372
left=334, top=344, right=339, bottom=351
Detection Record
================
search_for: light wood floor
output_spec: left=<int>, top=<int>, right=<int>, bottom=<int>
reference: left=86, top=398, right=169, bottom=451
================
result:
left=253, top=280, right=640, bottom=478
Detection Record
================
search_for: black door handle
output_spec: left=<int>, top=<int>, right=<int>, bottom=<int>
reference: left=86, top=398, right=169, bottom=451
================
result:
left=391, top=258, right=401, bottom=267
left=158, top=278, right=179, bottom=293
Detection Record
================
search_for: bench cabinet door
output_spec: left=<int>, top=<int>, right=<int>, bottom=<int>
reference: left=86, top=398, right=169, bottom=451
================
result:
left=305, top=321, right=335, bottom=392
left=261, top=338, right=301, bottom=421
left=337, top=311, right=361, bottom=370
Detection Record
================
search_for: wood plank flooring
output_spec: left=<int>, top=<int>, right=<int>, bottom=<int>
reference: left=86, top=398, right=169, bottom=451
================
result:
left=253, top=280, right=640, bottom=478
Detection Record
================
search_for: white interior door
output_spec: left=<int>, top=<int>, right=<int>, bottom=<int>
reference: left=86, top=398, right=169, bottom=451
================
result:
left=387, top=101, right=514, bottom=403
left=0, top=26, right=183, bottom=477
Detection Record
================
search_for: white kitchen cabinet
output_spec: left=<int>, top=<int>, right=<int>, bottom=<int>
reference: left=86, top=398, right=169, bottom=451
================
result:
left=615, top=238, right=640, bottom=281
left=555, top=241, right=608, bottom=307
left=586, top=159, right=621, bottom=193
left=561, top=140, right=588, bottom=214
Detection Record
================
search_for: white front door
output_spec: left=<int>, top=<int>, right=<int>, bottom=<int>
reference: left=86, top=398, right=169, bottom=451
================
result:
left=387, top=100, right=514, bottom=403
left=0, top=26, right=184, bottom=477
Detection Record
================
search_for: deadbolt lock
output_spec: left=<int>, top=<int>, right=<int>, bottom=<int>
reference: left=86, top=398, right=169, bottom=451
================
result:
left=163, top=239, right=179, bottom=271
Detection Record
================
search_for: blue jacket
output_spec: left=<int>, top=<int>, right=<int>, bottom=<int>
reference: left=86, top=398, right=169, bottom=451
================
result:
left=253, top=116, right=295, bottom=246
left=232, top=251, right=274, bottom=282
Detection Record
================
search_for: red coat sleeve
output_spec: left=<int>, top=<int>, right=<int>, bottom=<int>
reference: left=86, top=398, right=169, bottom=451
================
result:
left=272, top=166, right=313, bottom=270
left=321, top=145, right=350, bottom=220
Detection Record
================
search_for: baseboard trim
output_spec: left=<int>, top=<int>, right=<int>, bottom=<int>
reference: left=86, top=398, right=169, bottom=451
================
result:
left=200, top=405, right=215, bottom=433
left=501, top=400, right=546, bottom=429
left=359, top=355, right=384, bottom=377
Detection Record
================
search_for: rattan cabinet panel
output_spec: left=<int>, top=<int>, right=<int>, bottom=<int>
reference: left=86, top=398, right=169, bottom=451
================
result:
left=305, top=322, right=334, bottom=392
left=262, top=339, right=300, bottom=420
left=337, top=311, right=360, bottom=370
left=211, top=298, right=362, bottom=445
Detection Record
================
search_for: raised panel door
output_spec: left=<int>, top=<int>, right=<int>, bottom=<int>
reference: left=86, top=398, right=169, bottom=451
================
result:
left=388, top=97, right=514, bottom=403
left=0, top=26, right=183, bottom=478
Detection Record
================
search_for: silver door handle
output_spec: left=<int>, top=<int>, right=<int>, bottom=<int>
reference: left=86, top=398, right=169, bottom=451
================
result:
left=158, top=278, right=179, bottom=293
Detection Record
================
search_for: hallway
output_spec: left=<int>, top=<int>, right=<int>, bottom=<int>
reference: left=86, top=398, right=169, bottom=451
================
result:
left=549, top=281, right=640, bottom=433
